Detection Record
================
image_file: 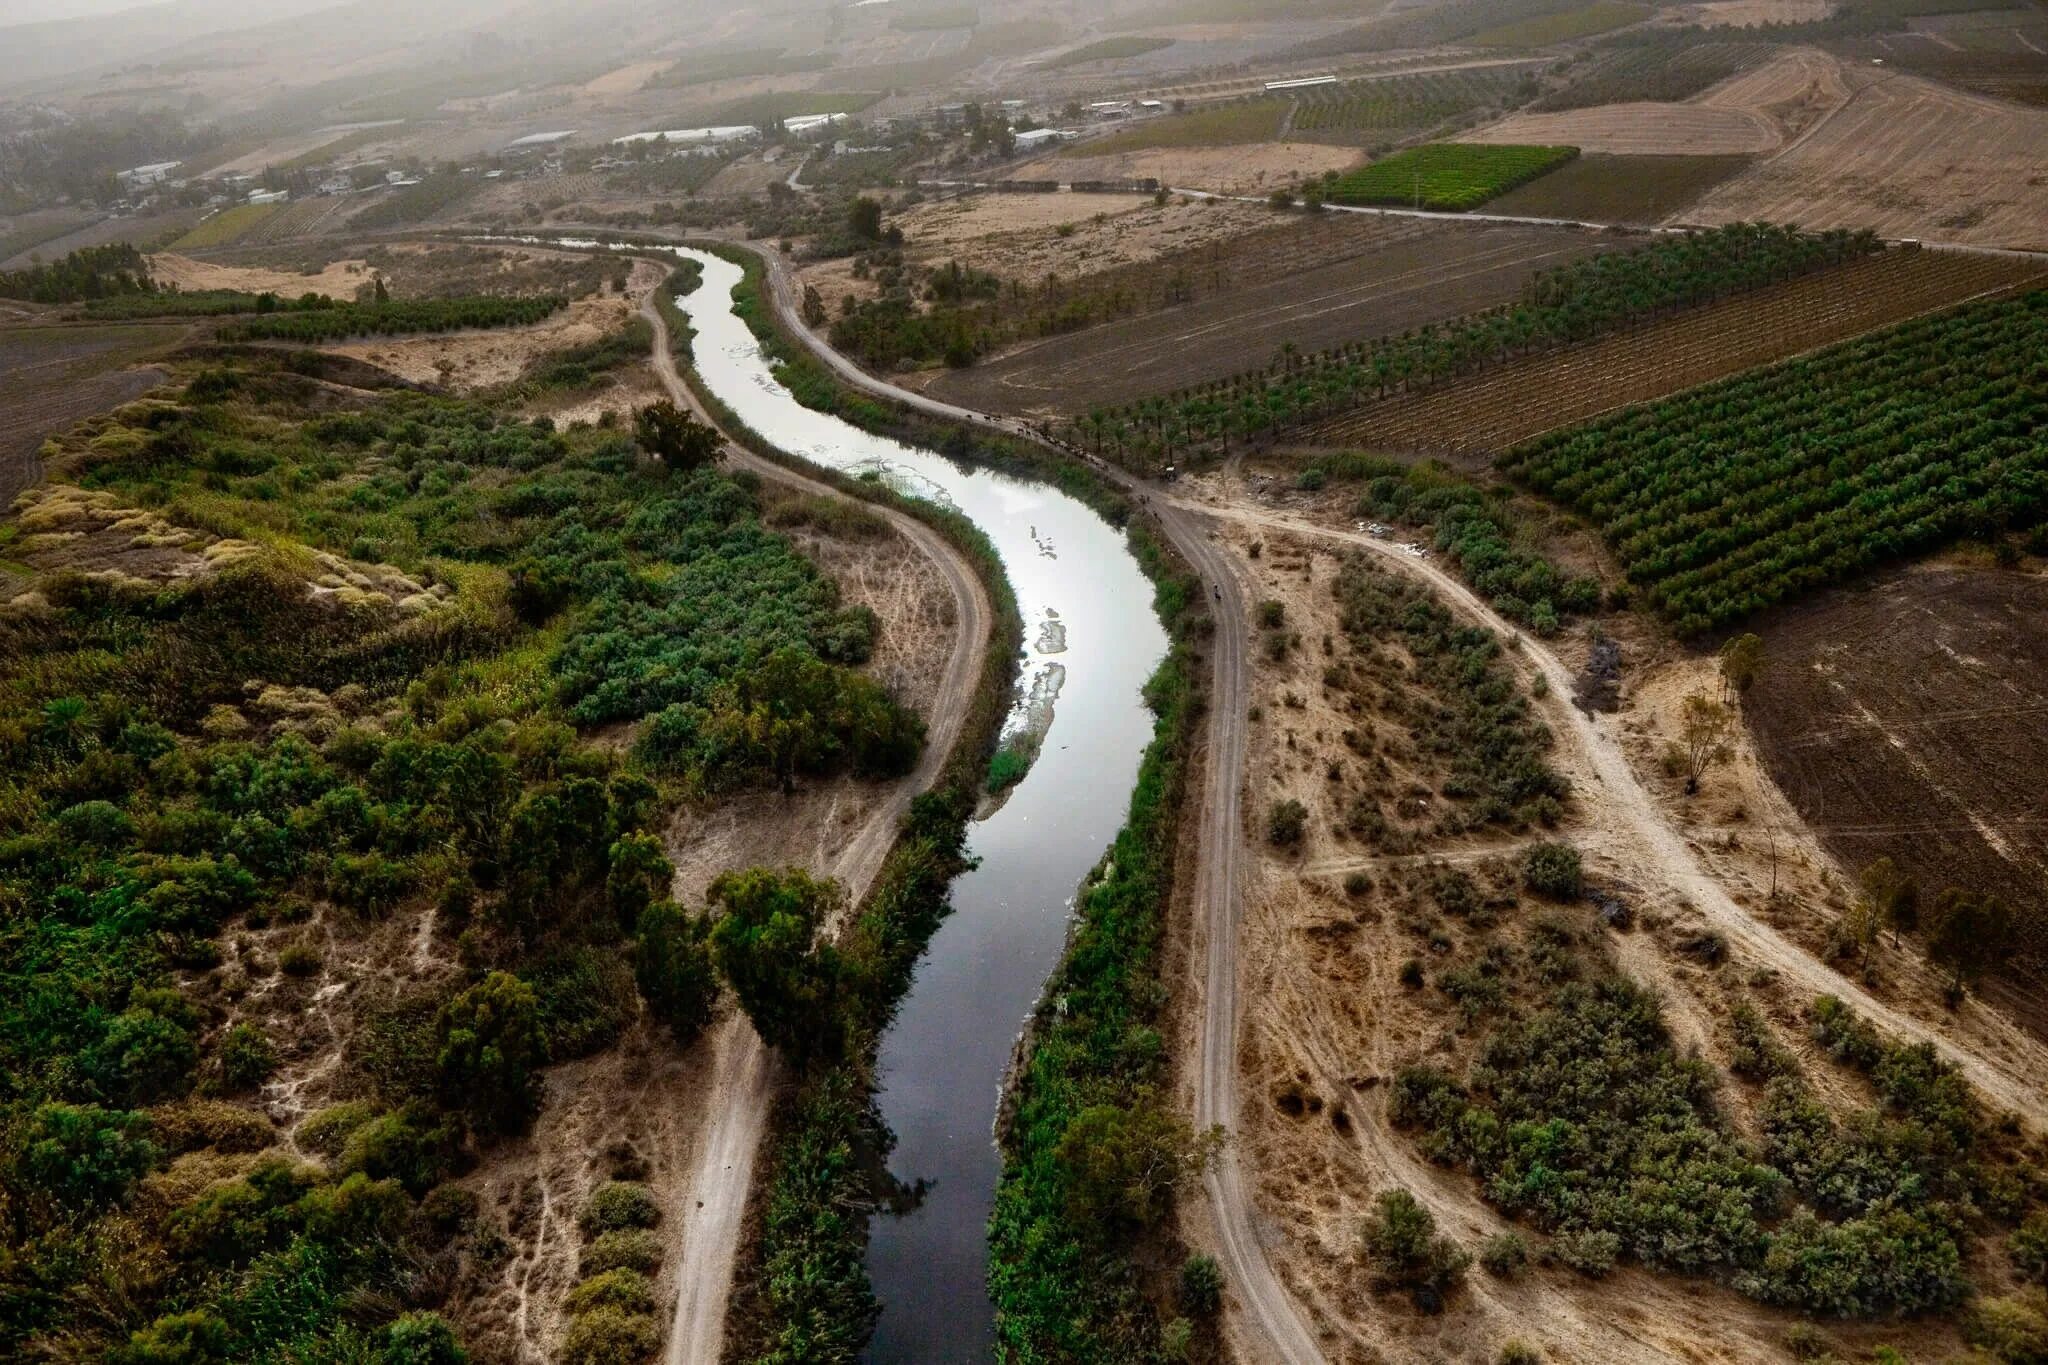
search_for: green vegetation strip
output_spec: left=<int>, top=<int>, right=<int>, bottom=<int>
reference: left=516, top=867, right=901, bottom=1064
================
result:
left=217, top=295, right=564, bottom=343
left=1503, top=288, right=2048, bottom=635
left=170, top=202, right=283, bottom=250
left=1327, top=143, right=1579, bottom=212
left=1469, top=0, right=1648, bottom=47
left=1071, top=223, right=1882, bottom=463
left=1042, top=34, right=1175, bottom=68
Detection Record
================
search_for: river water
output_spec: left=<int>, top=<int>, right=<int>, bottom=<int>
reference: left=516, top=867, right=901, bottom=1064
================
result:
left=670, top=250, right=1168, bottom=1360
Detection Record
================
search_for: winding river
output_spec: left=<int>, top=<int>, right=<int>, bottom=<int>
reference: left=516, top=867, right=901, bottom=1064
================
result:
left=671, top=250, right=1168, bottom=1359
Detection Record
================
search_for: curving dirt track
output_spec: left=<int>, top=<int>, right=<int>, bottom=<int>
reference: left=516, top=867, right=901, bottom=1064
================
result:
left=638, top=288, right=992, bottom=1365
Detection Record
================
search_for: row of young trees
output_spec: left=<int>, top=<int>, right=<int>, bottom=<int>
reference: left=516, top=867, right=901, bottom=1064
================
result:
left=1066, top=224, right=1883, bottom=466
left=218, top=293, right=564, bottom=343
left=1504, top=289, right=2048, bottom=634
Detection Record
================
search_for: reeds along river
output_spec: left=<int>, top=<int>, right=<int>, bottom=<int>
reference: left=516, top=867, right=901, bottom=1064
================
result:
left=670, top=248, right=1167, bottom=1360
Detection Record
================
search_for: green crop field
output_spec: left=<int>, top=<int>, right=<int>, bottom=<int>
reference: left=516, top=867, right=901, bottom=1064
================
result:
left=1042, top=35, right=1174, bottom=68
left=1504, top=289, right=2048, bottom=634
left=1326, top=143, right=1578, bottom=211
left=170, top=202, right=283, bottom=250
left=1470, top=0, right=1648, bottom=46
left=1290, top=65, right=1541, bottom=140
left=1483, top=153, right=1753, bottom=223
left=1060, top=99, right=1285, bottom=153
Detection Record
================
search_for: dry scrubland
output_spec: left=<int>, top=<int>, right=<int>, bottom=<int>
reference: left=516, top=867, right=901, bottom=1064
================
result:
left=1300, top=248, right=2045, bottom=460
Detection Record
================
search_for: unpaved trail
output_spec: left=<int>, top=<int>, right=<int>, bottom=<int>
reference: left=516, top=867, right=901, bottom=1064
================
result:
left=743, top=241, right=1324, bottom=1365
left=1187, top=496, right=2048, bottom=1124
left=639, top=284, right=992, bottom=1365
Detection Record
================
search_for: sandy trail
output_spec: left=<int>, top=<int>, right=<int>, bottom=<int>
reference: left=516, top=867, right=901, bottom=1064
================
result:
left=1183, top=496, right=2048, bottom=1123
left=639, top=282, right=992, bottom=1365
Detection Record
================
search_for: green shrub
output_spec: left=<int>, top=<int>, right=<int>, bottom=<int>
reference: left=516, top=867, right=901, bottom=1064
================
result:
left=299, top=1101, right=377, bottom=1157
left=1178, top=1252, right=1223, bottom=1316
left=278, top=941, right=322, bottom=977
left=564, top=1268, right=655, bottom=1317
left=1966, top=1290, right=2048, bottom=1364
left=579, top=1181, right=661, bottom=1236
left=580, top=1229, right=663, bottom=1277
left=2012, top=1211, right=2048, bottom=1283
left=1267, top=798, right=1308, bottom=847
left=632, top=903, right=716, bottom=1042
left=558, top=1305, right=660, bottom=1365
left=21, top=1102, right=158, bottom=1209
left=379, top=1312, right=468, bottom=1364
left=1361, top=1189, right=1469, bottom=1312
left=216, top=1022, right=275, bottom=1091
left=1498, top=1343, right=1542, bottom=1365
left=437, top=971, right=545, bottom=1134
left=1479, top=1231, right=1528, bottom=1277
left=1521, top=841, right=1582, bottom=900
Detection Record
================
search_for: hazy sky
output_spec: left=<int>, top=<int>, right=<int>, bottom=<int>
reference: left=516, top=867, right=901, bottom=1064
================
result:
left=3, top=0, right=170, bottom=23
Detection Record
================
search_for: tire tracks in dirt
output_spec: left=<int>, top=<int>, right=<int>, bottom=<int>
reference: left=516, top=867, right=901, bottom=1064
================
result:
left=638, top=285, right=992, bottom=1365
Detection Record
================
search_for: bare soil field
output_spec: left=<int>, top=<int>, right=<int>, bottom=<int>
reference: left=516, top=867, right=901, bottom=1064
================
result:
left=147, top=252, right=375, bottom=298
left=1690, top=67, right=2048, bottom=249
left=1299, top=248, right=2045, bottom=461
left=1012, top=139, right=1361, bottom=194
left=918, top=220, right=1619, bottom=417
left=0, top=324, right=171, bottom=506
left=0, top=206, right=206, bottom=273
left=1482, top=153, right=1755, bottom=223
left=1745, top=562, right=2048, bottom=1021
left=1460, top=47, right=1850, bottom=155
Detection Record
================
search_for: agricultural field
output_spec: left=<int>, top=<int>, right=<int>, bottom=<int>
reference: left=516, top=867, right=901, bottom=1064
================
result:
left=1064, top=99, right=1289, bottom=153
left=1287, top=0, right=1605, bottom=56
left=1531, top=35, right=1772, bottom=110
left=216, top=295, right=565, bottom=343
left=0, top=323, right=169, bottom=504
left=1304, top=248, right=2042, bottom=462
left=1502, top=288, right=2048, bottom=633
left=171, top=202, right=284, bottom=250
left=1325, top=143, right=1579, bottom=210
left=1469, top=0, right=1650, bottom=46
left=3, top=207, right=205, bottom=271
left=1286, top=63, right=1546, bottom=142
left=1688, top=68, right=2048, bottom=248
left=919, top=219, right=1617, bottom=417
left=1745, top=563, right=2048, bottom=1020
left=1075, top=222, right=1879, bottom=460
left=1484, top=153, right=1755, bottom=222
left=1040, top=35, right=1177, bottom=69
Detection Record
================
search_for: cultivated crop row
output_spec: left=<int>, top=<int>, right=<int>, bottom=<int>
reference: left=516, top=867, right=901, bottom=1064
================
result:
left=1503, top=290, right=2048, bottom=634
left=1325, top=142, right=1579, bottom=211
left=1065, top=222, right=1879, bottom=463
left=218, top=294, right=564, bottom=342
left=1532, top=35, right=1769, bottom=110
left=1289, top=65, right=1540, bottom=137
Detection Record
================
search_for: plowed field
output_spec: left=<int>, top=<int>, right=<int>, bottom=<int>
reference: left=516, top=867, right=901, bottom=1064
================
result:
left=1297, top=248, right=2045, bottom=462
left=0, top=325, right=171, bottom=505
left=1745, top=563, right=2048, bottom=1025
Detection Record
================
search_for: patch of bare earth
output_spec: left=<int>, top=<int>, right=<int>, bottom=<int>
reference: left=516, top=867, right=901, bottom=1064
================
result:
left=1741, top=560, right=2048, bottom=1033
left=1018, top=141, right=1362, bottom=195
left=147, top=252, right=375, bottom=298
left=1689, top=65, right=2048, bottom=248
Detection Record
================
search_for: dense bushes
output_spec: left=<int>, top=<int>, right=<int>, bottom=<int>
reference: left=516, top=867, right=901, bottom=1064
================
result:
left=0, top=242, right=154, bottom=302
left=1392, top=981, right=2023, bottom=1318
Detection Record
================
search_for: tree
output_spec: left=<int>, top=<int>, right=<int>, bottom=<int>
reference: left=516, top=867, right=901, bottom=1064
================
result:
left=1054, top=1102, right=1218, bottom=1231
left=1860, top=857, right=1920, bottom=947
left=633, top=901, right=717, bottom=1042
left=1178, top=1253, right=1224, bottom=1316
left=1839, top=893, right=1880, bottom=969
left=606, top=832, right=671, bottom=930
left=631, top=400, right=721, bottom=470
left=1924, top=887, right=2013, bottom=1001
left=436, top=971, right=546, bottom=1134
left=1360, top=1188, right=1469, bottom=1312
left=1676, top=690, right=1733, bottom=794
left=1267, top=798, right=1308, bottom=847
left=848, top=195, right=883, bottom=242
left=22, top=1102, right=158, bottom=1210
left=801, top=283, right=826, bottom=327
left=705, top=866, right=846, bottom=1060
left=1719, top=632, right=1765, bottom=696
left=707, top=647, right=921, bottom=795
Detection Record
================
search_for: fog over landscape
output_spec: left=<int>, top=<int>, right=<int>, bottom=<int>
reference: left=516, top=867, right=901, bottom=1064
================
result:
left=2, top=1, right=2046, bottom=1363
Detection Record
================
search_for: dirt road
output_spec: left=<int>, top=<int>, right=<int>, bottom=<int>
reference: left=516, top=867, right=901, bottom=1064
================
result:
left=639, top=288, right=993, bottom=1365
left=1187, top=496, right=2048, bottom=1123
left=744, top=242, right=1325, bottom=1364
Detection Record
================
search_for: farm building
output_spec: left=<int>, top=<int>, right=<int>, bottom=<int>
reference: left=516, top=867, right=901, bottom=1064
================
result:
left=1265, top=75, right=1338, bottom=92
left=505, top=130, right=577, bottom=151
left=117, top=161, right=181, bottom=189
left=1013, top=127, right=1070, bottom=151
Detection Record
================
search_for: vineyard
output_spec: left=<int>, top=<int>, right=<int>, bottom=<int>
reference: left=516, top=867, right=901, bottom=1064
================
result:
left=1532, top=35, right=1769, bottom=110
left=1309, top=248, right=2045, bottom=459
left=1470, top=0, right=1648, bottom=47
left=217, top=294, right=564, bottom=342
left=1326, top=143, right=1578, bottom=211
left=1063, top=222, right=1879, bottom=461
left=347, top=174, right=481, bottom=230
left=1501, top=290, right=2048, bottom=634
left=1288, top=65, right=1544, bottom=140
